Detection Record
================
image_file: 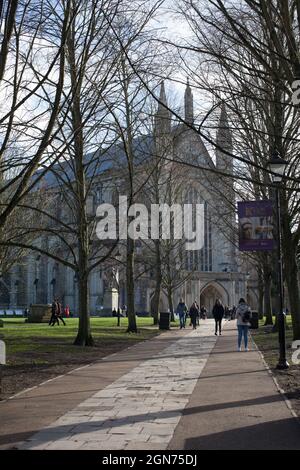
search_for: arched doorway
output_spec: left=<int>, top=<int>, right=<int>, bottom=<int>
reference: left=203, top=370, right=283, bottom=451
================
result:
left=200, top=282, right=229, bottom=317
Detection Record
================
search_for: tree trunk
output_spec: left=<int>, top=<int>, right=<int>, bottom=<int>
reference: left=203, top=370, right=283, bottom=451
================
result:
left=74, top=274, right=93, bottom=346
left=167, top=287, right=174, bottom=322
left=151, top=240, right=162, bottom=325
left=67, top=17, right=93, bottom=346
left=263, top=266, right=273, bottom=325
left=258, top=278, right=264, bottom=320
left=284, top=244, right=300, bottom=340
left=281, top=191, right=300, bottom=339
left=126, top=237, right=137, bottom=332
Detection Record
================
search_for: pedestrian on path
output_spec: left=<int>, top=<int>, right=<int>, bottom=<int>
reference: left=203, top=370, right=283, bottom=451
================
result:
left=200, top=306, right=207, bottom=320
left=224, top=305, right=230, bottom=320
left=195, top=300, right=200, bottom=325
left=212, top=299, right=224, bottom=336
left=176, top=298, right=188, bottom=329
left=231, top=305, right=236, bottom=320
left=236, top=297, right=252, bottom=351
left=49, top=298, right=59, bottom=326
left=56, top=300, right=66, bottom=326
left=189, top=302, right=199, bottom=329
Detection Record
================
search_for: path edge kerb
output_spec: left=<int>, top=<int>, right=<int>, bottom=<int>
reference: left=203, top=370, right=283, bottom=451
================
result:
left=250, top=333, right=300, bottom=426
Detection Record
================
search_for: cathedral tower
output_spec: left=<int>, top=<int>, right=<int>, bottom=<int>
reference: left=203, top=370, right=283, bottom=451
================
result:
left=154, top=81, right=171, bottom=137
left=184, top=78, right=194, bottom=124
left=216, top=102, right=233, bottom=173
left=215, top=102, right=236, bottom=271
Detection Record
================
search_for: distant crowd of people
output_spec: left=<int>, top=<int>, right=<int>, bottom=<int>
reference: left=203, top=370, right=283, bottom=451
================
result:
left=49, top=298, right=70, bottom=326
left=112, top=306, right=128, bottom=317
left=46, top=294, right=252, bottom=350
left=175, top=297, right=252, bottom=351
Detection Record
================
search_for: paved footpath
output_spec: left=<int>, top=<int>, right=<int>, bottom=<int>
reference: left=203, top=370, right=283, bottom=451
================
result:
left=1, top=320, right=300, bottom=450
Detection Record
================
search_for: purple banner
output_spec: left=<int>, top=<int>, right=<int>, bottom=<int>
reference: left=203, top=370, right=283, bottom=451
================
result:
left=238, top=200, right=275, bottom=251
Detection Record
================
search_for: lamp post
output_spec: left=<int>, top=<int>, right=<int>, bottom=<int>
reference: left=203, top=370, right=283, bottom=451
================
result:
left=267, top=150, right=289, bottom=370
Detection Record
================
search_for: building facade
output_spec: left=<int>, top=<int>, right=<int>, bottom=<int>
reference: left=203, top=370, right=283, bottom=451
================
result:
left=0, top=82, right=258, bottom=316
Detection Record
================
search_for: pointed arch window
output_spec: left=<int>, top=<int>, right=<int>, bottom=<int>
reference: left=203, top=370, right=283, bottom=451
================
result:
left=185, top=188, right=212, bottom=272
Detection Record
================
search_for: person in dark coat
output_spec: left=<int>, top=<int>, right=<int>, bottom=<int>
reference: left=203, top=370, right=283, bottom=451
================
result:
left=224, top=305, right=230, bottom=320
left=200, top=306, right=207, bottom=320
left=195, top=301, right=200, bottom=325
left=212, top=299, right=225, bottom=336
left=231, top=305, right=236, bottom=320
left=189, top=302, right=200, bottom=330
left=49, top=298, right=59, bottom=326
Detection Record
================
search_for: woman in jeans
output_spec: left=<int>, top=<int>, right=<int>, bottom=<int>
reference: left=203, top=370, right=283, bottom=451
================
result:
left=236, top=298, right=252, bottom=351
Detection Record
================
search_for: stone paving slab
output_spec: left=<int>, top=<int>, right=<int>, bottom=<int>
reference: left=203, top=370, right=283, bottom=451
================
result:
left=0, top=327, right=188, bottom=449
left=168, top=323, right=300, bottom=450
left=18, top=321, right=216, bottom=450
left=3, top=319, right=299, bottom=450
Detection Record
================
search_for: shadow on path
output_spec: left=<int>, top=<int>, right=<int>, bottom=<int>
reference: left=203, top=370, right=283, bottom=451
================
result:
left=0, top=392, right=288, bottom=447
left=183, top=418, right=300, bottom=450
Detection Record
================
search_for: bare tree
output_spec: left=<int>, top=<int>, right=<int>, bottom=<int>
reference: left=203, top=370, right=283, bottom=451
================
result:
left=0, top=0, right=73, bottom=226
left=171, top=0, right=300, bottom=338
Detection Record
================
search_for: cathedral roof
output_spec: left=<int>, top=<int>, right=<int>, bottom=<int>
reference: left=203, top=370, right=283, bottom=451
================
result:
left=33, top=135, right=154, bottom=189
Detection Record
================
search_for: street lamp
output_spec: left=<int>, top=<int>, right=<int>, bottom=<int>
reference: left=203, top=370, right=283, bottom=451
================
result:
left=267, top=150, right=289, bottom=370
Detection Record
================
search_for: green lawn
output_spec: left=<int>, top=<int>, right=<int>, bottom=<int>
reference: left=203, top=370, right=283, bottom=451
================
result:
left=0, top=317, right=161, bottom=357
left=0, top=316, right=180, bottom=399
left=251, top=316, right=300, bottom=418
left=0, top=316, right=180, bottom=358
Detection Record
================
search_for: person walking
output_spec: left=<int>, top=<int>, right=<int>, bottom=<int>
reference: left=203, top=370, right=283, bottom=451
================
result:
left=212, top=299, right=225, bottom=336
left=56, top=299, right=66, bottom=326
left=236, top=298, right=252, bottom=351
left=64, top=305, right=70, bottom=318
left=176, top=298, right=187, bottom=329
left=49, top=298, right=59, bottom=326
left=224, top=305, right=230, bottom=321
left=195, top=301, right=200, bottom=325
left=231, top=305, right=237, bottom=320
left=189, top=302, right=199, bottom=330
left=200, top=306, right=207, bottom=320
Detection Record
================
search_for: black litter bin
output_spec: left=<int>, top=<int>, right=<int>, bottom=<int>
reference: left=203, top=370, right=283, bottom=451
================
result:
left=159, top=312, right=170, bottom=330
left=250, top=310, right=259, bottom=329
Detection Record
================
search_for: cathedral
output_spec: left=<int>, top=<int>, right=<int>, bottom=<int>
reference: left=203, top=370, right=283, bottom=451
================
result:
left=0, top=82, right=258, bottom=316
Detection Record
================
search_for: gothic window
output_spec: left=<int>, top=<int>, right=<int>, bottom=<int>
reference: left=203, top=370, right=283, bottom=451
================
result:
left=93, top=184, right=104, bottom=212
left=96, top=184, right=103, bottom=204
left=184, top=188, right=212, bottom=272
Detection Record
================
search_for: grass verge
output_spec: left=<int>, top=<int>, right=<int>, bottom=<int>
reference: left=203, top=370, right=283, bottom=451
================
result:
left=252, top=317, right=300, bottom=419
